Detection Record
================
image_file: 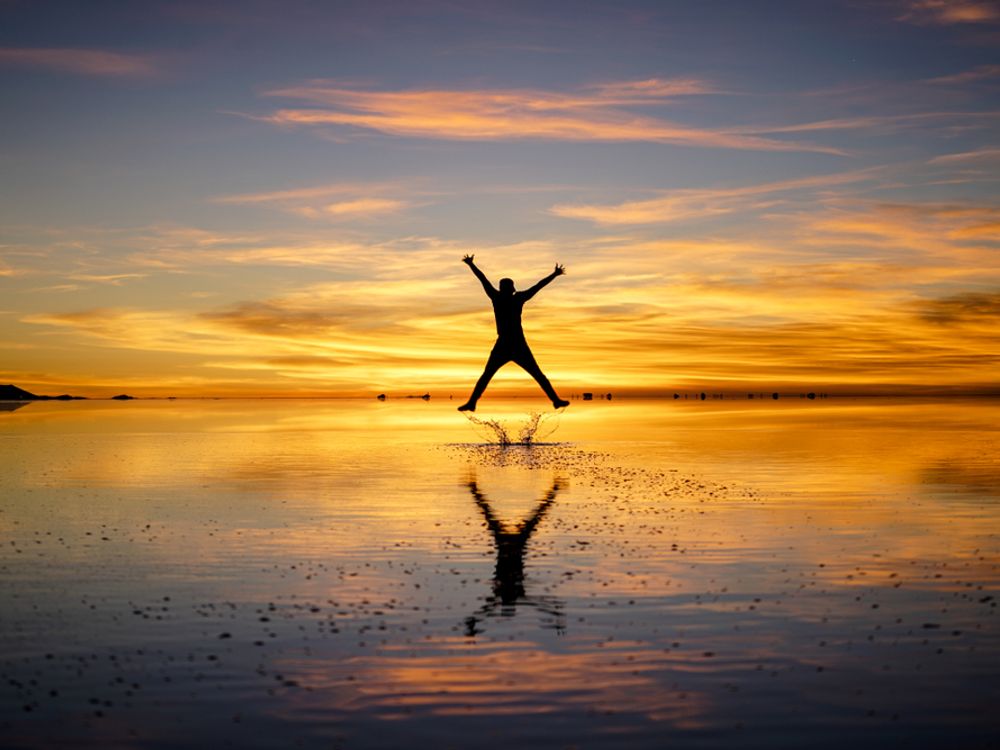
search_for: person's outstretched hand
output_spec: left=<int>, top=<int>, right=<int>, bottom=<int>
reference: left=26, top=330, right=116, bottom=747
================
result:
left=462, top=254, right=475, bottom=266
left=554, top=263, right=566, bottom=276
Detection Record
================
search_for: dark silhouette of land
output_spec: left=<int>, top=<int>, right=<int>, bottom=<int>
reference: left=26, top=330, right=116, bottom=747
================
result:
left=458, top=255, right=570, bottom=412
left=0, top=384, right=86, bottom=401
left=0, top=384, right=41, bottom=400
left=464, top=476, right=564, bottom=635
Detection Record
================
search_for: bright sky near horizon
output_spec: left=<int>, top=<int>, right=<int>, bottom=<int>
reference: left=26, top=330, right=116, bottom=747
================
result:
left=1, top=0, right=998, bottom=397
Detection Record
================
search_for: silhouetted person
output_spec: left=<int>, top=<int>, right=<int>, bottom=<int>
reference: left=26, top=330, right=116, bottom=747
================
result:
left=458, top=254, right=570, bottom=412
left=464, top=476, right=564, bottom=635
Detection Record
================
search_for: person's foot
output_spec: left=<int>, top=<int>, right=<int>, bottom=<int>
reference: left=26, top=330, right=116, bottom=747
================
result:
left=457, top=402, right=476, bottom=412
left=552, top=398, right=570, bottom=409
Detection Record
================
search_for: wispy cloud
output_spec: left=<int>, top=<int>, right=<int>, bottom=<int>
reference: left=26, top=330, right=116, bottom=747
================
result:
left=926, top=64, right=1000, bottom=84
left=318, top=198, right=408, bottom=218
left=213, top=182, right=416, bottom=220
left=549, top=170, right=882, bottom=225
left=0, top=48, right=155, bottom=77
left=915, top=291, right=1000, bottom=324
left=254, top=79, right=842, bottom=154
left=897, top=0, right=1000, bottom=24
left=20, top=217, right=1000, bottom=394
left=27, top=275, right=999, bottom=393
left=213, top=184, right=374, bottom=204
left=118, top=227, right=567, bottom=277
left=70, top=273, right=147, bottom=285
left=735, top=110, right=1000, bottom=136
left=928, top=147, right=1000, bottom=164
left=28, top=283, right=82, bottom=293
left=802, top=201, right=1000, bottom=254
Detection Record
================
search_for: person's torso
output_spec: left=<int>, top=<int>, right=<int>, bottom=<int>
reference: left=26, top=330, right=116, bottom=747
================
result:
left=492, top=293, right=527, bottom=340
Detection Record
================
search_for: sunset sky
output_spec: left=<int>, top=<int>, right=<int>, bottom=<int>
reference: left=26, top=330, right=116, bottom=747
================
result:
left=1, top=0, right=998, bottom=397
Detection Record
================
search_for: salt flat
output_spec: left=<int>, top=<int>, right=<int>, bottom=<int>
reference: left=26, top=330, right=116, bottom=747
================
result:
left=1, top=398, right=997, bottom=748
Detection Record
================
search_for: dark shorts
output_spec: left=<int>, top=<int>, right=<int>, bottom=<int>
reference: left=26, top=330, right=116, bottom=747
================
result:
left=489, top=338, right=535, bottom=366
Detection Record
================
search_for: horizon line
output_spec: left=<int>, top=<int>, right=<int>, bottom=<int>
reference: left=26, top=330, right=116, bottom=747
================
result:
left=5, top=382, right=1000, bottom=400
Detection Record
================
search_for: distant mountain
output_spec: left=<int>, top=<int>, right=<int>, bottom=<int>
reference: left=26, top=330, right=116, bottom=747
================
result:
left=0, top=384, right=39, bottom=400
left=0, top=384, right=88, bottom=401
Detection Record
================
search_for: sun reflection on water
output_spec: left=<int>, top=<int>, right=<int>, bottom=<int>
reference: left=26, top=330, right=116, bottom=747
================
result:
left=0, top=398, right=997, bottom=747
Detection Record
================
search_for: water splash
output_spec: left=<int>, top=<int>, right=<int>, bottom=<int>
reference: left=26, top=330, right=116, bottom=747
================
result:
left=463, top=410, right=562, bottom=446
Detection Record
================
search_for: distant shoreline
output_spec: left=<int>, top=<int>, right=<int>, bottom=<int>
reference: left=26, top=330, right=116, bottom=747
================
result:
left=3, top=394, right=1000, bottom=403
left=4, top=381, right=999, bottom=402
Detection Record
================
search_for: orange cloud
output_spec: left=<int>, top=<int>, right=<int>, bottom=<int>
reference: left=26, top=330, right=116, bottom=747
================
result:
left=213, top=184, right=373, bottom=204
left=256, top=79, right=842, bottom=153
left=800, top=202, right=1000, bottom=259
left=898, top=0, right=1000, bottom=24
left=735, top=110, right=1000, bottom=136
left=120, top=228, right=559, bottom=275
left=928, top=147, right=1000, bottom=164
left=9, top=196, right=998, bottom=396
left=0, top=47, right=155, bottom=76
left=549, top=169, right=882, bottom=225
left=213, top=182, right=416, bottom=219
left=317, top=197, right=407, bottom=218
left=926, top=64, right=1000, bottom=84
left=69, top=273, right=147, bottom=285
left=915, top=291, right=1000, bottom=325
left=21, top=240, right=1000, bottom=396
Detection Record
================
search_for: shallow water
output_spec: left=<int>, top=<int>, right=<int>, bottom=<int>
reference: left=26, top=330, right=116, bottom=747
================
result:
left=1, top=398, right=997, bottom=748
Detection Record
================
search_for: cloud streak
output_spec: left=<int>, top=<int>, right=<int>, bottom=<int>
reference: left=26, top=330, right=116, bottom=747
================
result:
left=549, top=170, right=883, bottom=225
left=926, top=64, right=1000, bottom=84
left=735, top=110, right=1000, bottom=136
left=897, top=1, right=1000, bottom=25
left=928, top=147, right=1000, bottom=164
left=255, top=79, right=843, bottom=153
left=0, top=48, right=155, bottom=77
left=213, top=182, right=415, bottom=220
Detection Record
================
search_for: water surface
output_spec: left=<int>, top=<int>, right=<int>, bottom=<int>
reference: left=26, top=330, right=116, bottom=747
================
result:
left=1, top=398, right=997, bottom=748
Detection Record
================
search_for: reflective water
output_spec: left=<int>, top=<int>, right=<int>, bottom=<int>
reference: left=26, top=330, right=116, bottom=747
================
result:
left=1, top=398, right=997, bottom=748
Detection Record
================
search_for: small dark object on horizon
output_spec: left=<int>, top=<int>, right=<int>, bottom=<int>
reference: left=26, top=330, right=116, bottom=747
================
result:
left=583, top=392, right=593, bottom=400
left=772, top=392, right=780, bottom=400
left=700, top=392, right=706, bottom=400
left=673, top=393, right=680, bottom=400
left=377, top=394, right=386, bottom=401
left=807, top=392, right=816, bottom=400
left=111, top=394, right=135, bottom=400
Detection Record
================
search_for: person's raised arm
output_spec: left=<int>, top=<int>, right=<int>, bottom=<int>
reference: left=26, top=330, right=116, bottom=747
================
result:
left=515, top=479, right=561, bottom=541
left=463, top=254, right=497, bottom=299
left=467, top=480, right=505, bottom=537
left=521, top=263, right=565, bottom=301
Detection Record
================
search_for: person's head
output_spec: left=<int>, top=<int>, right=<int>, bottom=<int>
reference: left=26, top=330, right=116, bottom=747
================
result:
left=499, top=278, right=515, bottom=295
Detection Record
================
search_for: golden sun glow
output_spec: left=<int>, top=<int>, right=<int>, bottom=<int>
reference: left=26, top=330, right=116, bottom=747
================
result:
left=0, top=3, right=997, bottom=397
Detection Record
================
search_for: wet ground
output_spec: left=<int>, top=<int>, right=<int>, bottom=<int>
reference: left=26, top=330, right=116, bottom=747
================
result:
left=1, top=398, right=997, bottom=748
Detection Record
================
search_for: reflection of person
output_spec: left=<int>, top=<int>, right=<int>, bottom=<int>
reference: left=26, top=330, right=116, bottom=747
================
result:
left=464, top=476, right=564, bottom=635
left=458, top=254, right=570, bottom=412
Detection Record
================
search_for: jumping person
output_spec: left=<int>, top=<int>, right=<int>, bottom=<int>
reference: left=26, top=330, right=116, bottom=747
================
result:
left=458, top=254, right=570, bottom=412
